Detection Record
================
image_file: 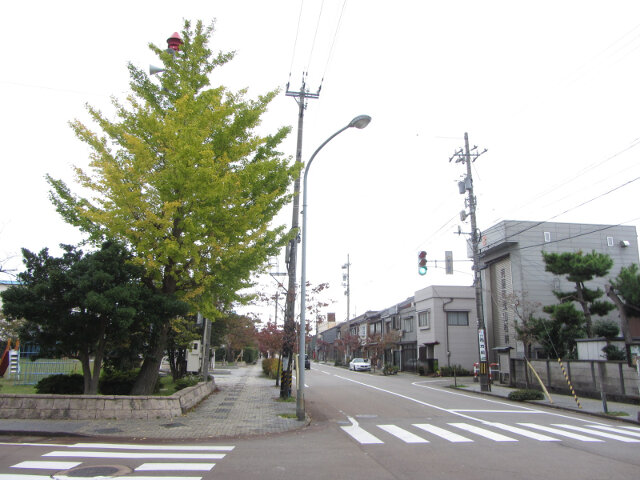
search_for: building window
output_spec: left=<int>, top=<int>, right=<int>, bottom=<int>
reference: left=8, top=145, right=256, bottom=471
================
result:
left=607, top=236, right=614, bottom=247
left=447, top=311, right=469, bottom=326
left=403, top=317, right=414, bottom=333
left=418, top=310, right=430, bottom=328
left=544, top=231, right=551, bottom=242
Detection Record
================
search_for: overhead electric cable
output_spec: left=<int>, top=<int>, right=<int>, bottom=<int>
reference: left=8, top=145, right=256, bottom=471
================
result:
left=319, top=0, right=348, bottom=88
left=287, top=0, right=306, bottom=86
left=305, top=0, right=326, bottom=73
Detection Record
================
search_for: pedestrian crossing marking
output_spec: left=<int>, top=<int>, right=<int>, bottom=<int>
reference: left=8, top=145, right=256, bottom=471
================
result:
left=587, top=425, right=640, bottom=438
left=342, top=421, right=640, bottom=445
left=43, top=451, right=226, bottom=460
left=11, top=461, right=81, bottom=470
left=518, top=423, right=604, bottom=442
left=378, top=425, right=429, bottom=443
left=449, top=423, right=517, bottom=442
left=412, top=424, right=473, bottom=443
left=484, top=422, right=559, bottom=442
left=551, top=424, right=640, bottom=443
left=0, top=476, right=202, bottom=480
left=69, top=442, right=234, bottom=451
left=136, top=462, right=216, bottom=471
left=0, top=442, right=237, bottom=480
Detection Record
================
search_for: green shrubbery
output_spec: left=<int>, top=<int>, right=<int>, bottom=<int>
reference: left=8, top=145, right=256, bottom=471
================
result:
left=36, top=374, right=84, bottom=394
left=383, top=364, right=399, bottom=375
left=508, top=389, right=544, bottom=401
left=262, top=357, right=280, bottom=379
left=99, top=370, right=139, bottom=395
left=439, top=365, right=471, bottom=377
left=173, top=375, right=200, bottom=391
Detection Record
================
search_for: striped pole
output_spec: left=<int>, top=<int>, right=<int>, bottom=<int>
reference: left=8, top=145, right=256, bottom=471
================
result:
left=557, top=358, right=582, bottom=409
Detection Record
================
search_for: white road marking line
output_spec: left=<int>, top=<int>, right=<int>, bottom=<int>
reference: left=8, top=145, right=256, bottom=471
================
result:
left=621, top=426, right=640, bottom=432
left=449, top=423, right=517, bottom=442
left=10, top=461, right=80, bottom=470
left=485, top=422, right=559, bottom=441
left=377, top=425, right=429, bottom=443
left=0, top=476, right=202, bottom=480
left=586, top=425, right=640, bottom=438
left=518, top=423, right=604, bottom=442
left=552, top=424, right=640, bottom=443
left=412, top=424, right=473, bottom=442
left=340, top=416, right=384, bottom=444
left=451, top=410, right=543, bottom=414
left=43, top=451, right=225, bottom=459
left=70, top=442, right=234, bottom=451
left=136, top=462, right=216, bottom=471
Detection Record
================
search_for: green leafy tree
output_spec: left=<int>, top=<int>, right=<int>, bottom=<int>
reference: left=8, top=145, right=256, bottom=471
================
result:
left=529, top=302, right=586, bottom=358
left=0, top=242, right=181, bottom=394
left=46, top=20, right=296, bottom=394
left=542, top=250, right=615, bottom=337
left=606, top=263, right=640, bottom=365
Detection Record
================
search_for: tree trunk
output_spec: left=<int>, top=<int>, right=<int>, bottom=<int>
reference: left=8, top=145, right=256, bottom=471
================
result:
left=575, top=282, right=593, bottom=337
left=130, top=321, right=170, bottom=395
left=79, top=351, right=92, bottom=395
left=605, top=284, right=633, bottom=366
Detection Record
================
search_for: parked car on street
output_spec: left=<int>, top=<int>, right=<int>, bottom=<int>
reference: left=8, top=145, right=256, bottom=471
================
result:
left=349, top=358, right=371, bottom=371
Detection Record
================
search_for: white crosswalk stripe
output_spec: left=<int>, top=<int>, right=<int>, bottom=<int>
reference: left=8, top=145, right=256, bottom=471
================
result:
left=551, top=424, right=640, bottom=443
left=518, top=423, right=604, bottom=442
left=484, top=422, right=560, bottom=442
left=448, top=423, right=517, bottom=442
left=378, top=425, right=429, bottom=443
left=586, top=425, right=640, bottom=438
left=3, top=442, right=236, bottom=480
left=342, top=421, right=640, bottom=445
left=413, top=424, right=472, bottom=443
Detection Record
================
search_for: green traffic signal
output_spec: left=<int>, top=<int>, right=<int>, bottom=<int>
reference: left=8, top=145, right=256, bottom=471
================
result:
left=418, top=251, right=427, bottom=275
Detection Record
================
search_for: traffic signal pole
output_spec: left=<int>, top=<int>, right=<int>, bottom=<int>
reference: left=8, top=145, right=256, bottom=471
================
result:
left=451, top=133, right=490, bottom=392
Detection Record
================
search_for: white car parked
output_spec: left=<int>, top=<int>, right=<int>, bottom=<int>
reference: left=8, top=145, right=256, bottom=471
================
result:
left=349, top=358, right=371, bottom=371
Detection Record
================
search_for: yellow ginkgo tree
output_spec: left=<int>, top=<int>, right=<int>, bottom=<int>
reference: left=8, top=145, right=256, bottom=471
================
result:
left=47, top=20, right=296, bottom=394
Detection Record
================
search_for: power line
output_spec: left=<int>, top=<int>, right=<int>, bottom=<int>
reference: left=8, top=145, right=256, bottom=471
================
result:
left=319, top=0, right=349, bottom=89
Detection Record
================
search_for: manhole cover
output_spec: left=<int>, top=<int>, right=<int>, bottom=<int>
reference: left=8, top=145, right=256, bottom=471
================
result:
left=56, top=464, right=132, bottom=477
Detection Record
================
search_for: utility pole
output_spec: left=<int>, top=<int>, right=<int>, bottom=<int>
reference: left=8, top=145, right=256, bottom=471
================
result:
left=450, top=132, right=489, bottom=391
left=280, top=77, right=319, bottom=398
left=342, top=255, right=351, bottom=322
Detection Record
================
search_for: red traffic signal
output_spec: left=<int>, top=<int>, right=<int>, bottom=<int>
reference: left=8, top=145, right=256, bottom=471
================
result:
left=418, top=251, right=427, bottom=275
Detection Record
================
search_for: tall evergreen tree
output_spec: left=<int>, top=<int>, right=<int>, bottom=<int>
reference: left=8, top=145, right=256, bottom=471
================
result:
left=46, top=20, right=296, bottom=393
left=542, top=250, right=615, bottom=337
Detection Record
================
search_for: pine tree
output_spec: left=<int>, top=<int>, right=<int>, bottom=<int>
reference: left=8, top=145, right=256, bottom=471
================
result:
left=542, top=250, right=615, bottom=337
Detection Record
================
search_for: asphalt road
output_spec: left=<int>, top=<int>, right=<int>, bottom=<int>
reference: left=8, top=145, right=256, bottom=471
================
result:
left=0, top=364, right=638, bottom=479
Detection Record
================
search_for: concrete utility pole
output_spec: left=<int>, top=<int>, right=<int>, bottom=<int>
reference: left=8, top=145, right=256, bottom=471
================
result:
left=279, top=78, right=319, bottom=398
left=450, top=132, right=489, bottom=391
left=342, top=255, right=351, bottom=322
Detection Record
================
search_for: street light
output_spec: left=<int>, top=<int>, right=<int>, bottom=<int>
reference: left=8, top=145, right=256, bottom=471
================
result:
left=297, top=114, right=372, bottom=420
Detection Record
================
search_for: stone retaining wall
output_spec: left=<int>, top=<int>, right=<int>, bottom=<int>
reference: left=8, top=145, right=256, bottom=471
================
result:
left=0, top=380, right=216, bottom=420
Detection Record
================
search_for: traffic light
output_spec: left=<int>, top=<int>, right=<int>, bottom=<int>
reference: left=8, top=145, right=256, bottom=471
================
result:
left=418, top=251, right=427, bottom=275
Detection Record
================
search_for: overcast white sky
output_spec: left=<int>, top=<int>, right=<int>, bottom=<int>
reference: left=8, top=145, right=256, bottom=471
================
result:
left=2, top=1, right=640, bottom=327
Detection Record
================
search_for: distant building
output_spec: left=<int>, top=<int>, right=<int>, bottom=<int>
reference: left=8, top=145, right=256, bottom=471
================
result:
left=478, top=220, right=639, bottom=360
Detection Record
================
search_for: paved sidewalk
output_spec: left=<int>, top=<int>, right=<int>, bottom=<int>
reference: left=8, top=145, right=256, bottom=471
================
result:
left=0, top=364, right=306, bottom=440
left=454, top=378, right=640, bottom=423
